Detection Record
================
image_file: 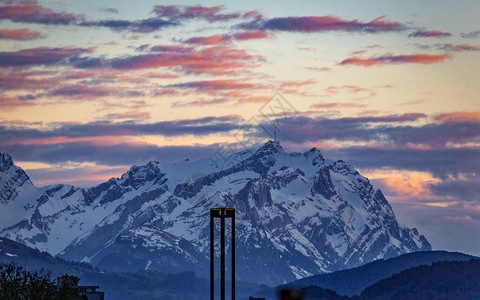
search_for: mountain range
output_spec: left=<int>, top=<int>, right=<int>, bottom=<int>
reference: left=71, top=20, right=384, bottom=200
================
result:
left=0, top=141, right=430, bottom=285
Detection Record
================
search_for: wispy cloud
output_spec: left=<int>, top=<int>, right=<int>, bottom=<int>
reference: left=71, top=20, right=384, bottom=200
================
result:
left=417, top=43, right=480, bottom=52
left=79, top=18, right=178, bottom=33
left=339, top=53, right=450, bottom=66
left=152, top=4, right=248, bottom=23
left=461, top=30, right=480, bottom=39
left=239, top=15, right=404, bottom=33
left=409, top=29, right=452, bottom=38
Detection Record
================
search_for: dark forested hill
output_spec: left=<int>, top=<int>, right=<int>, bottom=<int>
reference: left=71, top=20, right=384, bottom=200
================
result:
left=268, top=259, right=480, bottom=300
left=257, top=250, right=477, bottom=299
left=360, top=259, right=480, bottom=300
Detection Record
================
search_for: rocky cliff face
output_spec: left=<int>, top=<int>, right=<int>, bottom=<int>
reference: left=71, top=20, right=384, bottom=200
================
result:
left=0, top=141, right=430, bottom=285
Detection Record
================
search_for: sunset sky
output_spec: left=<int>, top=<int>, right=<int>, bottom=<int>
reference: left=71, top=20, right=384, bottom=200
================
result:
left=1, top=0, right=479, bottom=256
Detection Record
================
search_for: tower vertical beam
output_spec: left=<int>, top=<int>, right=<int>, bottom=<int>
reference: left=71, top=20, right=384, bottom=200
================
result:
left=210, top=208, right=235, bottom=300
left=210, top=211, right=214, bottom=300
left=231, top=210, right=235, bottom=300
left=220, top=209, right=225, bottom=300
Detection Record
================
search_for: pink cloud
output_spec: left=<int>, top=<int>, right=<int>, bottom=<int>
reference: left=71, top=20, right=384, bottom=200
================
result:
left=0, top=27, right=43, bottom=40
left=79, top=45, right=262, bottom=76
left=435, top=111, right=480, bottom=123
left=184, top=34, right=231, bottom=45
left=0, top=0, right=80, bottom=25
left=242, top=10, right=262, bottom=20
left=340, top=53, right=450, bottom=66
left=233, top=30, right=270, bottom=41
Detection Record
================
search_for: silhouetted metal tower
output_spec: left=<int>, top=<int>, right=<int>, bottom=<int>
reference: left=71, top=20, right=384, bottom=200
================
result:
left=210, top=208, right=235, bottom=300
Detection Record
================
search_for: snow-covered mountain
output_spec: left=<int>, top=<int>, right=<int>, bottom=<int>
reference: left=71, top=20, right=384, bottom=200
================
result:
left=0, top=141, right=430, bottom=285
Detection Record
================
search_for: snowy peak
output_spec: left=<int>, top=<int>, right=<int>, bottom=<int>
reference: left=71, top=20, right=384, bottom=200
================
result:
left=255, top=140, right=285, bottom=156
left=120, top=161, right=165, bottom=189
left=0, top=153, right=14, bottom=172
left=0, top=153, right=32, bottom=205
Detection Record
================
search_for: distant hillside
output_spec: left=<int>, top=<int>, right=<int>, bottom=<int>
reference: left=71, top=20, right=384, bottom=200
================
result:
left=0, top=237, right=267, bottom=300
left=275, top=259, right=480, bottom=300
left=257, top=250, right=477, bottom=299
left=360, top=259, right=480, bottom=299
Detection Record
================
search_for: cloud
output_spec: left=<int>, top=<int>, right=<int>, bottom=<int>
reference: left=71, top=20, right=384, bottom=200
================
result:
left=184, top=34, right=231, bottom=45
left=306, top=66, right=331, bottom=72
left=258, top=114, right=480, bottom=149
left=0, top=0, right=80, bottom=25
left=152, top=4, right=243, bottom=23
left=239, top=15, right=404, bottom=33
left=310, top=102, right=367, bottom=109
left=173, top=98, right=232, bottom=107
left=329, top=147, right=480, bottom=178
left=79, top=18, right=178, bottom=33
left=103, top=111, right=150, bottom=120
left=0, top=71, right=58, bottom=90
left=47, top=84, right=144, bottom=100
left=339, top=53, right=450, bottom=66
left=409, top=30, right=452, bottom=38
left=417, top=43, right=480, bottom=52
left=0, top=27, right=43, bottom=40
left=232, top=30, right=270, bottom=41
left=3, top=141, right=222, bottom=166
left=99, top=7, right=119, bottom=14
left=0, top=95, right=37, bottom=108
left=0, top=115, right=244, bottom=145
left=0, top=47, right=91, bottom=67
left=166, top=80, right=259, bottom=96
left=25, top=164, right=128, bottom=187
left=183, top=30, right=271, bottom=45
left=429, top=175, right=480, bottom=202
left=461, top=31, right=480, bottom=38
left=146, top=44, right=194, bottom=53
left=0, top=1, right=175, bottom=33
left=435, top=111, right=480, bottom=123
left=73, top=45, right=262, bottom=75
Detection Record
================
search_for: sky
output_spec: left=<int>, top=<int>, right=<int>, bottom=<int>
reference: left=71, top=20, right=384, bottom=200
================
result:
left=0, top=0, right=479, bottom=256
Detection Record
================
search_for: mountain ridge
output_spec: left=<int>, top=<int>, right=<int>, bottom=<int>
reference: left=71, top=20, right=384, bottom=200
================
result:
left=0, top=140, right=430, bottom=285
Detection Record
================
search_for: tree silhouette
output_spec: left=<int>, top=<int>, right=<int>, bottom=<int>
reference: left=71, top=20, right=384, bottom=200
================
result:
left=0, top=263, right=85, bottom=300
